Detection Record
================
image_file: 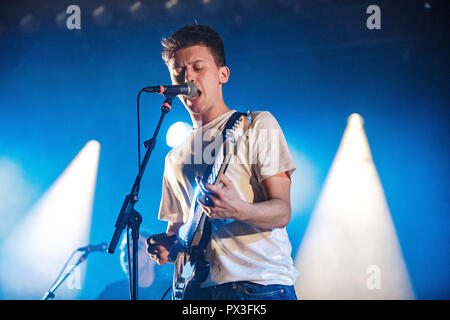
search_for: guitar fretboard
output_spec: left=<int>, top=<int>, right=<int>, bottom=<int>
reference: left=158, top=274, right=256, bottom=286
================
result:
left=177, top=150, right=225, bottom=248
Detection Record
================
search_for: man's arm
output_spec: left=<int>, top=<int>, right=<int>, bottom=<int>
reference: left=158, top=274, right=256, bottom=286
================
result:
left=166, top=221, right=183, bottom=234
left=197, top=172, right=292, bottom=229
left=241, top=172, right=292, bottom=229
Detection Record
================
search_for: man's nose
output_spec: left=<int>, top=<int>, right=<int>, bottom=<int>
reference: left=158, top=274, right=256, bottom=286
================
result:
left=184, top=68, right=195, bottom=83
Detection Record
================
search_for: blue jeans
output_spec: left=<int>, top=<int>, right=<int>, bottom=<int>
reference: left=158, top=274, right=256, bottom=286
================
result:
left=194, top=281, right=297, bottom=300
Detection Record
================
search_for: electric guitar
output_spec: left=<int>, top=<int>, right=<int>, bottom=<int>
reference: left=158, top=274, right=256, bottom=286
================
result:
left=169, top=111, right=252, bottom=300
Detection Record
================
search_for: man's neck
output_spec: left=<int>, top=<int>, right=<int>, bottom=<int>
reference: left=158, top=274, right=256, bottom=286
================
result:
left=191, top=103, right=231, bottom=128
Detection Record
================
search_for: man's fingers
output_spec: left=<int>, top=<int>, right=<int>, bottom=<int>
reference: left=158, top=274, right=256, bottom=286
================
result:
left=149, top=254, right=167, bottom=266
left=147, top=242, right=170, bottom=253
left=204, top=182, right=224, bottom=199
left=146, top=233, right=176, bottom=248
left=154, top=251, right=170, bottom=265
left=146, top=233, right=178, bottom=262
left=219, top=174, right=232, bottom=187
left=146, top=233, right=162, bottom=246
left=146, top=235, right=160, bottom=254
left=197, top=198, right=212, bottom=214
left=198, top=194, right=215, bottom=208
left=196, top=176, right=223, bottom=199
left=146, top=244, right=160, bottom=255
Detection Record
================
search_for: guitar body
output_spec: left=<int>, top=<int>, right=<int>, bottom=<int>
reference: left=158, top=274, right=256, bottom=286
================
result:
left=173, top=242, right=210, bottom=300
left=172, top=214, right=211, bottom=300
left=169, top=111, right=251, bottom=300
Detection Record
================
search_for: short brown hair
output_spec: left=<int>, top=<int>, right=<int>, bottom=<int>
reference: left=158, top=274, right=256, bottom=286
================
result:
left=161, top=24, right=226, bottom=67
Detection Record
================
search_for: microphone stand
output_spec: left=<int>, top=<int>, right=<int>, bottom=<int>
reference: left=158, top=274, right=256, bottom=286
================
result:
left=42, top=251, right=89, bottom=300
left=107, top=94, right=173, bottom=300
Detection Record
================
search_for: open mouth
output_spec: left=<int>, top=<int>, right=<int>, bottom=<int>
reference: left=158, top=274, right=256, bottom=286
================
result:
left=188, top=89, right=202, bottom=101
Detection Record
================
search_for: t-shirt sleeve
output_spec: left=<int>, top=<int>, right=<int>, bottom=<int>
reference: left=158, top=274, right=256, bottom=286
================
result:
left=249, top=111, right=296, bottom=183
left=157, top=155, right=184, bottom=222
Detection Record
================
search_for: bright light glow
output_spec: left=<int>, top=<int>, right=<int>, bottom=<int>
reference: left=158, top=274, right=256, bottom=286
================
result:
left=165, top=0, right=178, bottom=9
left=294, top=114, right=414, bottom=299
left=202, top=0, right=223, bottom=14
left=0, top=140, right=100, bottom=299
left=289, top=148, right=318, bottom=215
left=166, top=121, right=192, bottom=148
left=92, top=6, right=105, bottom=17
left=0, top=158, right=38, bottom=239
left=129, top=1, right=141, bottom=12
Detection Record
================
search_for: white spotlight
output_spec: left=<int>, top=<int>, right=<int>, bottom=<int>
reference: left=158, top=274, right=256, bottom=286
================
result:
left=166, top=121, right=192, bottom=148
left=0, top=140, right=100, bottom=299
left=294, top=114, right=414, bottom=299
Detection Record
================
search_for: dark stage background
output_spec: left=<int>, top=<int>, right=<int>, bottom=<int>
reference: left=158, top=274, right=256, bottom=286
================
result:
left=0, top=0, right=448, bottom=300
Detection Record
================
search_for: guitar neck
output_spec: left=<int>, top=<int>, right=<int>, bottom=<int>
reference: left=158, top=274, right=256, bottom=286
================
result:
left=177, top=149, right=227, bottom=248
left=175, top=112, right=249, bottom=250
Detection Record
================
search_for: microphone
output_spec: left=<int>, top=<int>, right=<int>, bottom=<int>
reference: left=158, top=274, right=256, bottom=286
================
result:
left=142, top=82, right=198, bottom=98
left=77, top=242, right=108, bottom=253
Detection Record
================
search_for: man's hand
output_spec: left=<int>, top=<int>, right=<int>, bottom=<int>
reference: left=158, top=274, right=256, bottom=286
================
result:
left=197, top=172, right=292, bottom=229
left=146, top=232, right=178, bottom=265
left=196, top=174, right=243, bottom=220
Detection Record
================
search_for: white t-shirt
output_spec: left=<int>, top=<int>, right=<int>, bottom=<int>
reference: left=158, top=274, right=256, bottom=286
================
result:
left=158, top=110, right=298, bottom=287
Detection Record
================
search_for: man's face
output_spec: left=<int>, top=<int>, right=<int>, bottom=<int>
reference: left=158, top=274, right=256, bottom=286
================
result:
left=167, top=45, right=229, bottom=117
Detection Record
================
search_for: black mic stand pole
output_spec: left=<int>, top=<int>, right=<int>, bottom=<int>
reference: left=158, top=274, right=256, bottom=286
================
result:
left=107, top=94, right=173, bottom=300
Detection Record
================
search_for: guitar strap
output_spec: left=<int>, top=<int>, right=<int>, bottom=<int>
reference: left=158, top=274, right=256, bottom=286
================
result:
left=197, top=111, right=245, bottom=249
left=201, top=111, right=244, bottom=177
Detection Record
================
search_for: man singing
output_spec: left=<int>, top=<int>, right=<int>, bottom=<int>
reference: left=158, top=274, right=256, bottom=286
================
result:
left=146, top=24, right=298, bottom=300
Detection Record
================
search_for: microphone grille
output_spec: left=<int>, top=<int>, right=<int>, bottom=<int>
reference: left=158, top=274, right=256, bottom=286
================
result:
left=186, top=82, right=198, bottom=99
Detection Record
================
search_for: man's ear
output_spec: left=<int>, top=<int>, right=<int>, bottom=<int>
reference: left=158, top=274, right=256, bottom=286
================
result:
left=219, top=66, right=230, bottom=84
